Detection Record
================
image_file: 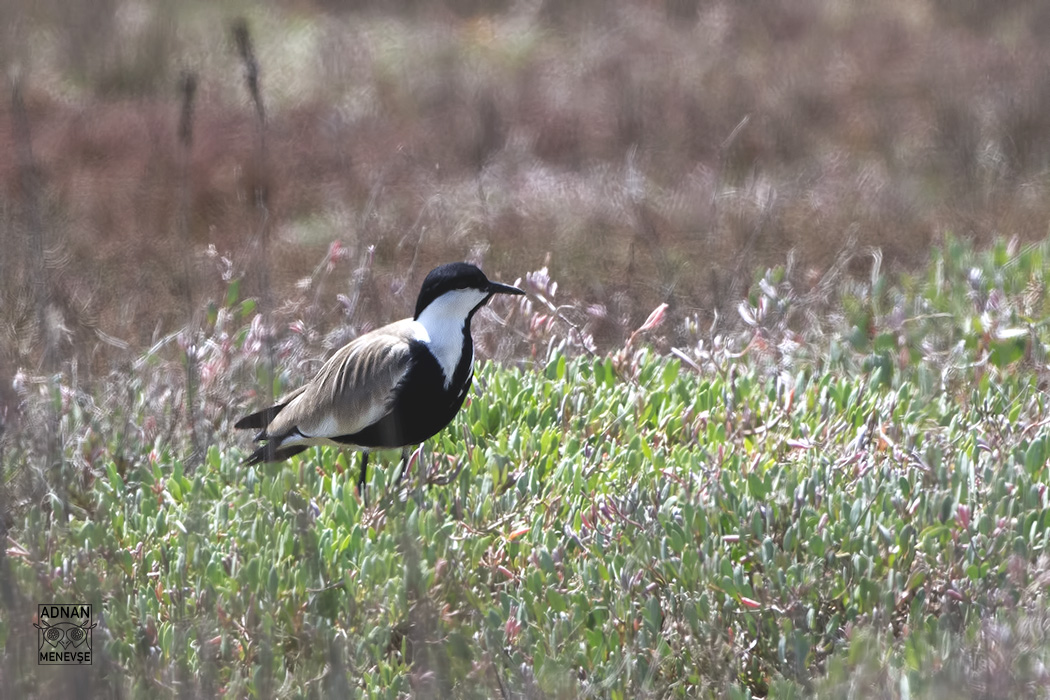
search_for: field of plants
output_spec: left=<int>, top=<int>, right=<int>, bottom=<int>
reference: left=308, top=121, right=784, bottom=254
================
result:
left=5, top=0, right=1050, bottom=698
left=5, top=237, right=1050, bottom=698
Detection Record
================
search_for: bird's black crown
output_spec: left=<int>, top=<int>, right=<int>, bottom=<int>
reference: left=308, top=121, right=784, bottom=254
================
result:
left=414, top=262, right=509, bottom=319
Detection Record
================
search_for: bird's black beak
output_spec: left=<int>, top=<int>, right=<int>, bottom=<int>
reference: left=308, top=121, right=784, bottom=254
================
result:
left=488, top=281, right=525, bottom=296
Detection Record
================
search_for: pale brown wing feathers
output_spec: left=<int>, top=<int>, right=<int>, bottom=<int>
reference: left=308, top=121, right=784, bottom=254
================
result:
left=278, top=384, right=310, bottom=404
left=264, top=320, right=415, bottom=440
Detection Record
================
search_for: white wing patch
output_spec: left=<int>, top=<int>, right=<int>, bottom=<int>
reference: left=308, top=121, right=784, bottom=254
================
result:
left=298, top=412, right=340, bottom=440
left=275, top=430, right=366, bottom=451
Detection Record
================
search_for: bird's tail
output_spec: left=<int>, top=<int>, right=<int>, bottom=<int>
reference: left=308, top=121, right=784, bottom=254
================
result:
left=245, top=443, right=308, bottom=466
left=234, top=401, right=292, bottom=431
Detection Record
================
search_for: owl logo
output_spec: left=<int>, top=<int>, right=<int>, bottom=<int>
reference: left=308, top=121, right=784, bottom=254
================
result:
left=34, top=604, right=96, bottom=664
left=35, top=618, right=95, bottom=649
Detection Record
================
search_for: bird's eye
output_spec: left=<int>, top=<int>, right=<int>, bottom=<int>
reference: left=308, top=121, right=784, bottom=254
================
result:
left=45, top=627, right=63, bottom=642
left=67, top=627, right=86, bottom=643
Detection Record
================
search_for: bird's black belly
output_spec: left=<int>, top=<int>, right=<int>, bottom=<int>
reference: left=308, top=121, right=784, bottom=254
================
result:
left=336, top=341, right=472, bottom=449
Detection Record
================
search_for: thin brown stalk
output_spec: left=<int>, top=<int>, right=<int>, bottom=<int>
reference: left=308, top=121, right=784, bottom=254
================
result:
left=231, top=18, right=276, bottom=404
left=176, top=71, right=202, bottom=469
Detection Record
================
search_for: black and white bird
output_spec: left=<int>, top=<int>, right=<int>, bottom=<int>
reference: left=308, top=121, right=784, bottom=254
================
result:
left=235, top=262, right=524, bottom=494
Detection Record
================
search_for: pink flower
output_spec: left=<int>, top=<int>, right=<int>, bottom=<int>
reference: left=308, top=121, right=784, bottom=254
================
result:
left=638, top=303, right=669, bottom=333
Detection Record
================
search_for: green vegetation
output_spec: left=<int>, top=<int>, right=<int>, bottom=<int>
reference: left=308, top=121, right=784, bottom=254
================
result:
left=5, top=236, right=1050, bottom=697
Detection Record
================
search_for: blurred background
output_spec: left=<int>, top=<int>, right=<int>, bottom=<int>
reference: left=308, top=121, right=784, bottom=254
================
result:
left=5, top=2, right=1050, bottom=696
left=4, top=0, right=1050, bottom=386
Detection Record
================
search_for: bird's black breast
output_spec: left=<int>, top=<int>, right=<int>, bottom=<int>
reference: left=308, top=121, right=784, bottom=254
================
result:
left=338, top=335, right=473, bottom=450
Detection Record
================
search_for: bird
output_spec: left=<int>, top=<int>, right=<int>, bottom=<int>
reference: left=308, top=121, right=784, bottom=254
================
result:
left=234, top=262, right=525, bottom=496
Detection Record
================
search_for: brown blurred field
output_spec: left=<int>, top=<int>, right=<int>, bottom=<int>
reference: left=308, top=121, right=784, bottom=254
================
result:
left=4, top=0, right=1050, bottom=378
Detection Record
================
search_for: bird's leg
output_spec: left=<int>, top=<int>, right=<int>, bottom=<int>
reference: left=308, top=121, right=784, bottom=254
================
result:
left=394, top=446, right=412, bottom=486
left=357, top=452, right=370, bottom=503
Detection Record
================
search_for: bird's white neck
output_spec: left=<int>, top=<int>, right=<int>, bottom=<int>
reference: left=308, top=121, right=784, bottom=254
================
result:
left=414, top=288, right=489, bottom=386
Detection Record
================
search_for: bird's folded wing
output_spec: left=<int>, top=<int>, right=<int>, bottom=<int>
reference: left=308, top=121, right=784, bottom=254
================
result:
left=276, top=384, right=309, bottom=405
left=265, top=322, right=415, bottom=440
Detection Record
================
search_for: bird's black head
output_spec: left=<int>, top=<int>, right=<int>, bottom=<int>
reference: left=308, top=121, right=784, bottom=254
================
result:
left=414, top=262, right=524, bottom=319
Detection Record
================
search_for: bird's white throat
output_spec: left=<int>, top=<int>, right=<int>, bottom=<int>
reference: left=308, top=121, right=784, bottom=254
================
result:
left=414, top=288, right=489, bottom=386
